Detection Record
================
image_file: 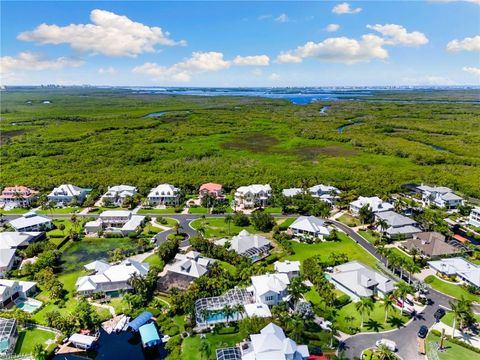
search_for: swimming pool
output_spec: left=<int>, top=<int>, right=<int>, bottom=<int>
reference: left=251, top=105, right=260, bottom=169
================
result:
left=207, top=311, right=241, bottom=323
left=15, top=298, right=42, bottom=313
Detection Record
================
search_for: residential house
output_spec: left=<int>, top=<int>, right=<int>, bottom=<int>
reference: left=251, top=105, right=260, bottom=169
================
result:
left=288, top=215, right=331, bottom=240
left=250, top=273, right=290, bottom=306
left=215, top=230, right=271, bottom=262
left=469, top=207, right=480, bottom=228
left=428, top=258, right=480, bottom=288
left=309, top=184, right=341, bottom=204
left=0, top=250, right=16, bottom=277
left=47, top=184, right=87, bottom=205
left=282, top=188, right=303, bottom=197
left=0, top=232, right=43, bottom=250
left=76, top=259, right=149, bottom=295
left=0, top=280, right=37, bottom=309
left=349, top=196, right=394, bottom=215
left=375, top=211, right=422, bottom=239
left=8, top=213, right=53, bottom=232
left=0, top=318, right=18, bottom=356
left=199, top=183, right=225, bottom=200
left=216, top=322, right=309, bottom=360
left=417, top=185, right=464, bottom=210
left=101, top=185, right=138, bottom=206
left=0, top=186, right=38, bottom=208
left=403, top=232, right=459, bottom=258
left=274, top=260, right=301, bottom=280
left=234, top=184, right=271, bottom=209
left=88, top=210, right=145, bottom=236
left=330, top=261, right=396, bottom=301
left=161, top=251, right=215, bottom=290
left=147, top=184, right=180, bottom=206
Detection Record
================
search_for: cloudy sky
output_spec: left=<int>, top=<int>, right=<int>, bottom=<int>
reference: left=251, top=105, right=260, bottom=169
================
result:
left=1, top=1, right=479, bottom=86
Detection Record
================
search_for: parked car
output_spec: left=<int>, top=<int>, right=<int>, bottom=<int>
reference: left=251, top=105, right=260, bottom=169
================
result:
left=375, top=339, right=397, bottom=352
left=434, top=308, right=446, bottom=321
left=418, top=325, right=429, bottom=338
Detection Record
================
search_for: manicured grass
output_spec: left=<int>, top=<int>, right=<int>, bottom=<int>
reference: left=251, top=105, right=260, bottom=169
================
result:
left=138, top=208, right=179, bottom=214
left=336, top=301, right=409, bottom=334
left=188, top=207, right=209, bottom=214
left=0, top=207, right=29, bottom=214
left=426, top=332, right=480, bottom=360
left=441, top=311, right=480, bottom=328
left=424, top=275, right=479, bottom=303
left=218, top=260, right=237, bottom=276
left=277, top=217, right=296, bottom=230
left=181, top=329, right=246, bottom=360
left=14, top=327, right=56, bottom=354
left=264, top=207, right=282, bottom=214
left=156, top=217, right=179, bottom=228
left=190, top=217, right=259, bottom=239
left=284, top=232, right=378, bottom=268
left=390, top=248, right=415, bottom=267
left=358, top=230, right=380, bottom=244
left=338, top=214, right=361, bottom=227
left=37, top=207, right=80, bottom=214
left=143, top=253, right=163, bottom=267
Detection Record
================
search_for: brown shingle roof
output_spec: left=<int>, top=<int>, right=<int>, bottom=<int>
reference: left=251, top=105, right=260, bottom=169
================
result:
left=404, top=232, right=458, bottom=257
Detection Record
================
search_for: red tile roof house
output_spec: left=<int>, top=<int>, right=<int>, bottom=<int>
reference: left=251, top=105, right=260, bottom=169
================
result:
left=0, top=186, right=38, bottom=208
left=199, top=183, right=225, bottom=200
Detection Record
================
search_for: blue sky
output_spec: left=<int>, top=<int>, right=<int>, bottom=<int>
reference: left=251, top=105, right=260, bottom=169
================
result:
left=1, top=1, right=479, bottom=86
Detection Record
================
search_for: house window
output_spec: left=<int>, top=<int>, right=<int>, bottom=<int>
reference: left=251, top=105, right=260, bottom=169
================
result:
left=265, top=295, right=274, bottom=301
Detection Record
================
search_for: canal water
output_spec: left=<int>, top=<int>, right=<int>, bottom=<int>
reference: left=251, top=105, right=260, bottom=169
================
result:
left=52, top=329, right=166, bottom=360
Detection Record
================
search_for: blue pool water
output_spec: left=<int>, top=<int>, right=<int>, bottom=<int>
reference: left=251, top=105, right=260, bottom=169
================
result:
left=207, top=311, right=240, bottom=323
left=16, top=299, right=42, bottom=313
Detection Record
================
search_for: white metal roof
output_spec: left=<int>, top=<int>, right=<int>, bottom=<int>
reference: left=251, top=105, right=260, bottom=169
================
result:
left=9, top=214, right=51, bottom=230
left=289, top=216, right=330, bottom=236
left=0, top=232, right=41, bottom=249
left=274, top=260, right=301, bottom=274
left=251, top=273, right=290, bottom=296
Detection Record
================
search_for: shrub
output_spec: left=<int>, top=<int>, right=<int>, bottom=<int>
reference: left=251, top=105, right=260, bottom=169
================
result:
left=233, top=212, right=250, bottom=226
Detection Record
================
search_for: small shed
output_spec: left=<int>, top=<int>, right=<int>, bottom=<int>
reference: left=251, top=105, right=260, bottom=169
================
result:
left=139, top=323, right=161, bottom=348
left=127, top=311, right=153, bottom=332
left=69, top=333, right=97, bottom=349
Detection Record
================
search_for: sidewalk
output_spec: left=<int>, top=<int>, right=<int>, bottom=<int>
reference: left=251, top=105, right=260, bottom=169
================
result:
left=431, top=322, right=480, bottom=349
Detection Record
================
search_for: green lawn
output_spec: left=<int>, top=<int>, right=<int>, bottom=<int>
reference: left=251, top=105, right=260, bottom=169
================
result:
left=138, top=207, right=178, bottom=214
left=181, top=329, right=246, bottom=360
left=358, top=230, right=380, bottom=244
left=156, top=217, right=179, bottom=227
left=390, top=248, right=415, bottom=267
left=338, top=214, right=361, bottom=227
left=426, top=332, right=480, bottom=360
left=0, top=207, right=29, bottom=215
left=425, top=275, right=479, bottom=303
left=188, top=207, right=209, bottom=214
left=37, top=207, right=81, bottom=214
left=441, top=311, right=480, bottom=328
left=190, top=217, right=259, bottom=239
left=264, top=207, right=282, bottom=214
left=336, top=301, right=409, bottom=334
left=277, top=217, right=296, bottom=230
left=143, top=252, right=163, bottom=267
left=284, top=232, right=378, bottom=268
left=14, top=327, right=56, bottom=355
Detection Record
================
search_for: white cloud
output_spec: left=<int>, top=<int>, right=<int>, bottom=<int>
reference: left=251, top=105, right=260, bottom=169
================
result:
left=277, top=35, right=388, bottom=64
left=1, top=51, right=84, bottom=73
left=133, top=51, right=267, bottom=82
left=232, top=55, right=270, bottom=66
left=332, top=2, right=362, bottom=14
left=447, top=35, right=480, bottom=52
left=367, top=24, right=428, bottom=46
left=462, top=66, right=480, bottom=76
left=326, top=24, right=340, bottom=32
left=98, top=66, right=116, bottom=75
left=268, top=73, right=280, bottom=81
left=17, top=9, right=185, bottom=57
left=275, top=14, right=289, bottom=23
left=258, top=14, right=272, bottom=20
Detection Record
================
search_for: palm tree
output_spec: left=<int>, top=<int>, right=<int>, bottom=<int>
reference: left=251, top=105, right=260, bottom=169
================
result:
left=355, top=297, right=374, bottom=328
left=70, top=214, right=78, bottom=231
left=199, top=308, right=210, bottom=322
left=395, top=282, right=413, bottom=315
left=232, top=303, right=245, bottom=319
left=224, top=214, right=233, bottom=236
left=375, top=218, right=389, bottom=236
left=375, top=343, right=396, bottom=360
left=199, top=339, right=210, bottom=360
left=383, top=294, right=395, bottom=323
left=222, top=304, right=235, bottom=325
left=406, top=262, right=421, bottom=284
left=174, top=222, right=183, bottom=235
left=288, top=277, right=308, bottom=306
left=450, top=300, right=462, bottom=338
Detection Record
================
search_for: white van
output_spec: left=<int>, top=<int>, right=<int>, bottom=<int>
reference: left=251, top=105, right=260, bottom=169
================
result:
left=375, top=339, right=397, bottom=352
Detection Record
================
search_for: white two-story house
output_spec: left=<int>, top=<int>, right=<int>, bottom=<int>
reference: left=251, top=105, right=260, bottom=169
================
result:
left=147, top=184, right=180, bottom=206
left=250, top=273, right=290, bottom=306
left=417, top=185, right=464, bottom=210
left=101, top=185, right=138, bottom=206
left=47, top=184, right=87, bottom=205
left=469, top=207, right=480, bottom=228
left=234, top=184, right=271, bottom=209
